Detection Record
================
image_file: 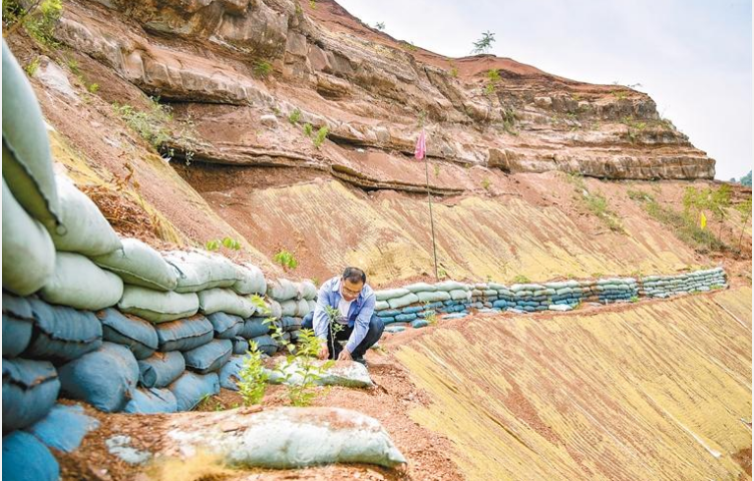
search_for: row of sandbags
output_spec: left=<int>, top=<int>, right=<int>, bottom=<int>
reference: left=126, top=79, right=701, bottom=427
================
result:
left=374, top=268, right=728, bottom=325
left=640, top=267, right=727, bottom=298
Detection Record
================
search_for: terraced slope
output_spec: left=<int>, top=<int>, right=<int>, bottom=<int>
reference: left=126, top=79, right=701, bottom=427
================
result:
left=395, top=288, right=752, bottom=480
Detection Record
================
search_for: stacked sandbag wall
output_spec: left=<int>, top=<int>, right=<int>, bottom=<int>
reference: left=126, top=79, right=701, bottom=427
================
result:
left=639, top=268, right=727, bottom=298
left=374, top=268, right=727, bottom=331
left=1, top=41, right=322, bottom=476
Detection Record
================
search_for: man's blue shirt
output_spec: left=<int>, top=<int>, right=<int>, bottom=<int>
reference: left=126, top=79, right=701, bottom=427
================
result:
left=312, top=276, right=376, bottom=353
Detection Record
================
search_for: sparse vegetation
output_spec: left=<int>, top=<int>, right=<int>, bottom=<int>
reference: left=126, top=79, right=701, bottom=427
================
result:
left=434, top=164, right=441, bottom=177
left=288, top=108, right=301, bottom=124
left=205, top=236, right=242, bottom=252
left=485, top=68, right=500, bottom=95
left=566, top=173, right=624, bottom=232
left=481, top=177, right=491, bottom=191
left=254, top=60, right=273, bottom=78
left=512, top=274, right=530, bottom=284
left=303, top=122, right=313, bottom=137
left=87, top=82, right=100, bottom=93
left=622, top=116, right=647, bottom=143
left=112, top=98, right=173, bottom=150
left=236, top=341, right=269, bottom=406
left=3, top=0, right=63, bottom=49
left=502, top=108, right=518, bottom=135
left=313, top=126, right=329, bottom=149
left=273, top=249, right=298, bottom=271
left=424, top=309, right=438, bottom=326
left=401, top=41, right=418, bottom=52
left=736, top=196, right=752, bottom=253
left=24, top=56, right=41, bottom=76
left=281, top=329, right=333, bottom=407
left=471, top=30, right=496, bottom=54
left=374, top=21, right=385, bottom=31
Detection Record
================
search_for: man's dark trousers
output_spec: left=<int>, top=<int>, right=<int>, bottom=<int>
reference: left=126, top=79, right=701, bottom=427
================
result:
left=302, top=312, right=384, bottom=360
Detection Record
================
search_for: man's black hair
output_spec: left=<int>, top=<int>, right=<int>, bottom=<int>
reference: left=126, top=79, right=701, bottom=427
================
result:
left=342, top=267, right=366, bottom=284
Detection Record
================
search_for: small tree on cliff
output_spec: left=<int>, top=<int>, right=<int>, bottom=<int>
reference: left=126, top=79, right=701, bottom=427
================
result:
left=471, top=31, right=496, bottom=54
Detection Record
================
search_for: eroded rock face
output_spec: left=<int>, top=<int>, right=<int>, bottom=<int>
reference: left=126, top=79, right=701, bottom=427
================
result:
left=53, top=0, right=714, bottom=182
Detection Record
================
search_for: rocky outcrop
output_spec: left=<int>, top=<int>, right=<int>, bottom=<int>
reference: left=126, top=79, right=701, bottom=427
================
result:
left=50, top=0, right=714, bottom=182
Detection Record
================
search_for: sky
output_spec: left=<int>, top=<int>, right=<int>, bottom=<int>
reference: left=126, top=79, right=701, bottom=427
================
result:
left=337, top=0, right=752, bottom=180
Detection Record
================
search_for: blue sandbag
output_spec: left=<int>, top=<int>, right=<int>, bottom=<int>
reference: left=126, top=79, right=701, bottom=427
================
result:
left=2, top=293, right=34, bottom=358
left=251, top=335, right=277, bottom=356
left=3, top=358, right=60, bottom=433
left=232, top=336, right=249, bottom=354
left=168, top=371, right=220, bottom=412
left=281, top=316, right=302, bottom=332
left=207, top=312, right=243, bottom=339
left=97, top=308, right=158, bottom=360
left=124, top=388, right=178, bottom=414
left=402, top=306, right=424, bottom=314
left=219, top=355, right=245, bottom=391
left=395, top=313, right=417, bottom=322
left=183, top=339, right=233, bottom=374
left=379, top=309, right=401, bottom=317
left=411, top=320, right=429, bottom=329
left=384, top=325, right=406, bottom=334
left=155, top=315, right=214, bottom=352
left=58, top=342, right=139, bottom=413
left=25, top=298, right=103, bottom=363
left=239, top=317, right=270, bottom=339
left=138, top=351, right=185, bottom=388
left=378, top=316, right=396, bottom=324
left=2, top=431, right=60, bottom=481
left=26, top=403, right=99, bottom=452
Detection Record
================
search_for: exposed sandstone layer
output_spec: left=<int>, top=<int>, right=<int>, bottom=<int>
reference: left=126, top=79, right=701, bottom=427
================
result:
left=53, top=0, right=715, bottom=188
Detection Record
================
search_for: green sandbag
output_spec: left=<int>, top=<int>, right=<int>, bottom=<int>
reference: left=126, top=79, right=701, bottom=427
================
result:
left=166, top=251, right=240, bottom=293
left=2, top=178, right=56, bottom=296
left=387, top=293, right=419, bottom=309
left=375, top=288, right=410, bottom=301
left=92, top=238, right=178, bottom=291
left=404, top=282, right=437, bottom=293
left=118, top=286, right=199, bottom=323
left=375, top=301, right=390, bottom=311
left=1, top=41, right=62, bottom=229
left=47, top=178, right=121, bottom=256
left=198, top=288, right=256, bottom=318
left=416, top=291, right=451, bottom=303
left=279, top=300, right=297, bottom=317
left=40, top=252, right=124, bottom=310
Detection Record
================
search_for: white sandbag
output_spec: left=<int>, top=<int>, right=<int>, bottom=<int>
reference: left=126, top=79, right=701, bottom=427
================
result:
left=267, top=360, right=373, bottom=388
left=118, top=286, right=199, bottom=323
left=387, top=293, right=419, bottom=309
left=164, top=407, right=406, bottom=469
left=40, top=253, right=123, bottom=310
left=166, top=251, right=239, bottom=293
left=47, top=178, right=122, bottom=257
left=295, top=299, right=311, bottom=317
left=435, top=281, right=469, bottom=292
left=267, top=279, right=299, bottom=301
left=404, top=282, right=437, bottom=293
left=375, top=288, right=410, bottom=301
left=2, top=178, right=56, bottom=296
left=279, top=300, right=298, bottom=317
left=232, top=263, right=267, bottom=295
left=198, top=288, right=256, bottom=318
left=298, top=280, right=318, bottom=300
left=92, top=238, right=178, bottom=291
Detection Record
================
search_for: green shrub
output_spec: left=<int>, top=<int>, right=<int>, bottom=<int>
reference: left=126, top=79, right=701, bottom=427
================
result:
left=113, top=98, right=173, bottom=150
left=279, top=329, right=333, bottom=407
left=481, top=177, right=491, bottom=191
left=237, top=341, right=269, bottom=406
left=254, top=61, right=273, bottom=78
left=288, top=108, right=301, bottom=125
left=24, top=57, right=40, bottom=76
left=313, top=126, right=329, bottom=149
left=4, top=0, right=63, bottom=49
left=512, top=274, right=530, bottom=284
left=303, top=123, right=313, bottom=137
left=273, top=249, right=298, bottom=271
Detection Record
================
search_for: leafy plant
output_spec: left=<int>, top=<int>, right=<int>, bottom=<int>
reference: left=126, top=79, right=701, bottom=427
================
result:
left=502, top=109, right=518, bottom=135
left=278, top=329, right=333, bottom=407
left=288, top=108, right=301, bottom=125
left=471, top=30, right=496, bottom=54
left=424, top=308, right=438, bottom=326
left=273, top=249, right=298, bottom=271
left=205, top=236, right=241, bottom=252
left=313, top=126, right=329, bottom=149
left=374, top=21, right=385, bottom=31
left=87, top=83, right=100, bottom=93
left=237, top=341, right=269, bottom=406
left=629, top=296, right=639, bottom=303
left=481, top=177, right=491, bottom=191
left=303, top=122, right=313, bottom=137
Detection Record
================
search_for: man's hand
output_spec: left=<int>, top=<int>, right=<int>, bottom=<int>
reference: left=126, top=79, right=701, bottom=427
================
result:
left=318, top=345, right=329, bottom=360
left=337, top=349, right=352, bottom=361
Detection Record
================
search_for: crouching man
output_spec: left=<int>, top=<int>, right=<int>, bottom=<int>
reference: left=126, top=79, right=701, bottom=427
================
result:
left=302, top=267, right=384, bottom=366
